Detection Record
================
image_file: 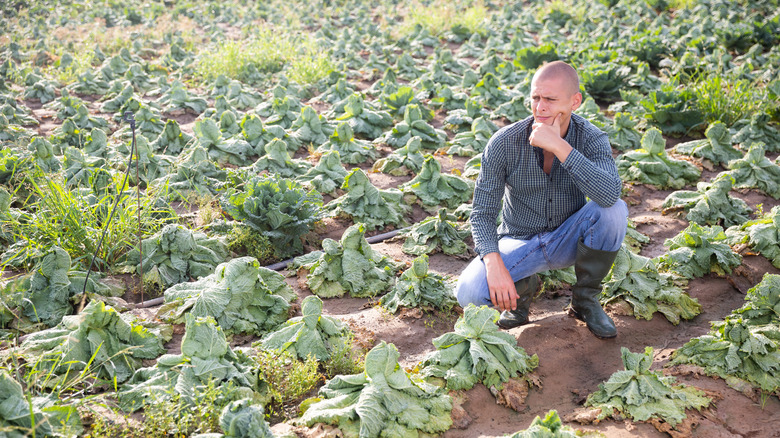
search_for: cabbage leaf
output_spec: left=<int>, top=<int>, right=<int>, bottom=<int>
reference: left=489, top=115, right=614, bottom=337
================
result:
left=20, top=300, right=167, bottom=385
left=119, top=314, right=267, bottom=412
left=420, top=304, right=538, bottom=390
left=585, top=347, right=711, bottom=427
left=400, top=208, right=471, bottom=257
left=126, top=224, right=228, bottom=290
left=656, top=223, right=741, bottom=279
left=160, top=257, right=292, bottom=336
left=602, top=245, right=701, bottom=325
left=299, top=341, right=452, bottom=438
left=669, top=274, right=780, bottom=394
left=259, top=295, right=351, bottom=361
left=325, top=168, right=409, bottom=231
left=724, top=142, right=780, bottom=199
left=662, top=173, right=752, bottom=227
left=297, top=223, right=399, bottom=298
left=616, top=128, right=701, bottom=189
left=380, top=255, right=457, bottom=314
left=400, top=156, right=474, bottom=210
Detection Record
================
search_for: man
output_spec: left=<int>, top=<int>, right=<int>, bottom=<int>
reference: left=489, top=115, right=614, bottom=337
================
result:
left=455, top=61, right=628, bottom=339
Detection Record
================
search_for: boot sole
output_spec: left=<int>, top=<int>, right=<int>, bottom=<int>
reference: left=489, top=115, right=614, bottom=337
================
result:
left=571, top=309, right=617, bottom=339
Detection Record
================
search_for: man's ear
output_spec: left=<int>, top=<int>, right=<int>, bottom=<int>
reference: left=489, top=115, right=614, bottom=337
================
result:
left=571, top=92, right=582, bottom=111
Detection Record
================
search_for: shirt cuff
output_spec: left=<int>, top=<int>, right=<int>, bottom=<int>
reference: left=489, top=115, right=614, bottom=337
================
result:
left=476, top=242, right=500, bottom=259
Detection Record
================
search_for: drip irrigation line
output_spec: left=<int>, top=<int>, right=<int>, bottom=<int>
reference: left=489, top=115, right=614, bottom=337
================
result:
left=77, top=111, right=138, bottom=313
left=134, top=226, right=408, bottom=309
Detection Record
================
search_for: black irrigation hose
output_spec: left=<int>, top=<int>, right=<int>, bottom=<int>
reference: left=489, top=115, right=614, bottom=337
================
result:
left=134, top=227, right=408, bottom=309
left=78, top=111, right=137, bottom=312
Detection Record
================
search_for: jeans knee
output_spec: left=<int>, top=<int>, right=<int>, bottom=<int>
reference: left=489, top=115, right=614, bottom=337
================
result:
left=455, top=263, right=490, bottom=307
left=599, top=199, right=628, bottom=228
left=588, top=200, right=628, bottom=250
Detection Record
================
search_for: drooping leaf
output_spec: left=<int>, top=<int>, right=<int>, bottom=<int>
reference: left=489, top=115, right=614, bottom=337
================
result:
left=372, top=136, right=427, bottom=176
left=674, top=121, right=742, bottom=166
left=296, top=151, right=348, bottom=196
left=420, top=304, right=539, bottom=391
left=400, top=156, right=474, bottom=210
left=724, top=142, right=780, bottom=199
left=159, top=257, right=292, bottom=336
left=505, top=410, right=581, bottom=438
left=662, top=173, right=752, bottom=227
left=657, top=223, right=742, bottom=279
left=125, top=224, right=228, bottom=291
left=670, top=274, right=780, bottom=393
left=295, top=223, right=399, bottom=298
left=259, top=295, right=351, bottom=361
left=616, top=128, right=701, bottom=189
left=317, top=122, right=377, bottom=164
left=725, top=206, right=780, bottom=269
left=378, top=103, right=446, bottom=150
left=299, top=341, right=452, bottom=438
left=603, top=244, right=701, bottom=325
left=400, top=208, right=471, bottom=257
left=325, top=168, right=409, bottom=231
left=0, top=370, right=83, bottom=437
left=380, top=255, right=457, bottom=314
left=586, top=347, right=711, bottom=427
left=118, top=314, right=268, bottom=412
left=20, top=300, right=167, bottom=385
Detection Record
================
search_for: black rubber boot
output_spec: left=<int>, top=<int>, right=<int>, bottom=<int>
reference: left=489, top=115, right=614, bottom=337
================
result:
left=497, top=275, right=540, bottom=329
left=571, top=238, right=618, bottom=339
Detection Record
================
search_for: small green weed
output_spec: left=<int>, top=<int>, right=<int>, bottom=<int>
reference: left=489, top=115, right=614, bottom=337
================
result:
left=287, top=49, right=335, bottom=86
left=3, top=174, right=175, bottom=270
left=84, top=379, right=232, bottom=438
left=255, top=349, right=322, bottom=420
left=226, top=224, right=276, bottom=264
left=321, top=333, right=366, bottom=379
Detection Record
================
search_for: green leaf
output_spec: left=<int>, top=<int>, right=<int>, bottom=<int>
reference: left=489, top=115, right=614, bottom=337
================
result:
left=421, top=304, right=538, bottom=391
left=161, top=257, right=292, bottom=336
left=586, top=347, right=711, bottom=427
left=299, top=341, right=452, bottom=437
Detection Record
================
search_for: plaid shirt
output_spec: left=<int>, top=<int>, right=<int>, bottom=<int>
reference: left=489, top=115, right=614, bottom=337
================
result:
left=470, top=113, right=622, bottom=257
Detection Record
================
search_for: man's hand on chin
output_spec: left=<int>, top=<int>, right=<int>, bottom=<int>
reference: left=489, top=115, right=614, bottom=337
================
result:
left=530, top=113, right=572, bottom=162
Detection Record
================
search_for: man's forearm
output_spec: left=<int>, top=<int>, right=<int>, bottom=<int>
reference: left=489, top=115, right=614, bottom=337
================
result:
left=561, top=148, right=622, bottom=207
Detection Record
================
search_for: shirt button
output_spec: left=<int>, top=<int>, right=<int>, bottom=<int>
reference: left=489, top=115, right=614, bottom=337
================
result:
left=548, top=198, right=552, bottom=202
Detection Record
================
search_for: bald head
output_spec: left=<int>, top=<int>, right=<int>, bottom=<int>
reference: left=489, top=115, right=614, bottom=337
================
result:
left=532, top=61, right=580, bottom=97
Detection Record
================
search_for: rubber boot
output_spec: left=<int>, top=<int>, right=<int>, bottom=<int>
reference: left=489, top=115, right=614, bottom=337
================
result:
left=497, top=275, right=540, bottom=329
left=571, top=238, right=618, bottom=339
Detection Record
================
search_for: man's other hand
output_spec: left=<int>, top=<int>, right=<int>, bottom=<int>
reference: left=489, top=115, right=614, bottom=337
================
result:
left=484, top=253, right=518, bottom=311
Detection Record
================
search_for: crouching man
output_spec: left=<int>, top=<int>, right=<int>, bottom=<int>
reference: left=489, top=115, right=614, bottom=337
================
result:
left=456, top=61, right=628, bottom=338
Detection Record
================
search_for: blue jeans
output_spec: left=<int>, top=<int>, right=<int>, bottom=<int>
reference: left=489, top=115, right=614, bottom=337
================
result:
left=456, top=200, right=629, bottom=307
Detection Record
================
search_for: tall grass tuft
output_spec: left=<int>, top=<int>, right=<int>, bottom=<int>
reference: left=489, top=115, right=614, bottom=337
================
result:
left=3, top=173, right=175, bottom=271
left=691, top=73, right=768, bottom=126
left=195, top=31, right=295, bottom=83
left=397, top=0, right=490, bottom=38
left=287, top=48, right=335, bottom=87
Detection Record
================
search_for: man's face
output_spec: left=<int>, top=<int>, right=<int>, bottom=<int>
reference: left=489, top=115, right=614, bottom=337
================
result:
left=530, top=76, right=582, bottom=128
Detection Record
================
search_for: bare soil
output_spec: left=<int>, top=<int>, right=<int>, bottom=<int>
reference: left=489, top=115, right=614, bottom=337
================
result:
left=271, top=165, right=780, bottom=436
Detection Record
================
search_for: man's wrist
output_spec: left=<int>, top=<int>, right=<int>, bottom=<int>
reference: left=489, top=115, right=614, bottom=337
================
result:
left=483, top=252, right=504, bottom=270
left=555, top=139, right=573, bottom=163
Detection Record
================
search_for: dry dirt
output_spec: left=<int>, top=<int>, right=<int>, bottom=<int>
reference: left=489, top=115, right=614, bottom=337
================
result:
left=125, top=103, right=780, bottom=437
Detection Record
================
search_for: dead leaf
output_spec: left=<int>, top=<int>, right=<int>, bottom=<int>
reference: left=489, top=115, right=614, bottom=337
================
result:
left=490, top=378, right=530, bottom=412
left=563, top=407, right=603, bottom=424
